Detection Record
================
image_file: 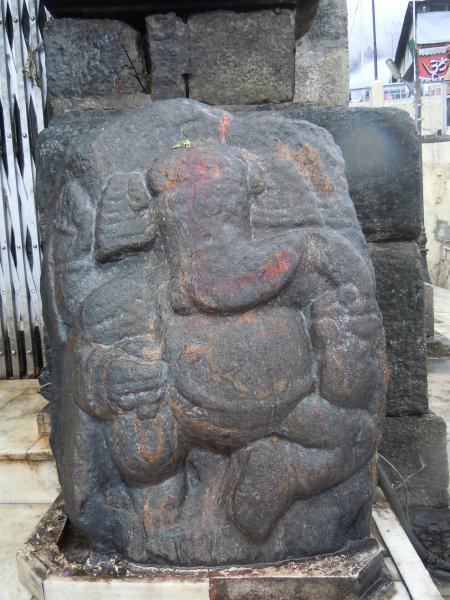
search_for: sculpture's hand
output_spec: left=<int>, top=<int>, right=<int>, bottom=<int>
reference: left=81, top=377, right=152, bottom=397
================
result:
left=79, top=337, right=169, bottom=420
left=107, top=355, right=169, bottom=420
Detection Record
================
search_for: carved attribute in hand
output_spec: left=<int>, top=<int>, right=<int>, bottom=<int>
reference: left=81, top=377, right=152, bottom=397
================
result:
left=42, top=99, right=386, bottom=566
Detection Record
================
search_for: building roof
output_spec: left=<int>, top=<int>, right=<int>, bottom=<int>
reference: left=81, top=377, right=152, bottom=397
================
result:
left=395, top=0, right=450, bottom=67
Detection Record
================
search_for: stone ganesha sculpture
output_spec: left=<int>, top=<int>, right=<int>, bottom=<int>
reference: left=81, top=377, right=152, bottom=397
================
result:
left=41, top=99, right=386, bottom=566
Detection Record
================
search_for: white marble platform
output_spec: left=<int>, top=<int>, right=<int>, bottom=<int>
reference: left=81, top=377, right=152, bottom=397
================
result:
left=0, top=503, right=50, bottom=600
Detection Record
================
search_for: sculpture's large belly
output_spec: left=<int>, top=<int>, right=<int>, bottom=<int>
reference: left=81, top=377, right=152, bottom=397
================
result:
left=164, top=308, right=313, bottom=432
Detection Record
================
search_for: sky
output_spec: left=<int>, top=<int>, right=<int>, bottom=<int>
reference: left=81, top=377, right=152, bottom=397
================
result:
left=347, top=0, right=410, bottom=88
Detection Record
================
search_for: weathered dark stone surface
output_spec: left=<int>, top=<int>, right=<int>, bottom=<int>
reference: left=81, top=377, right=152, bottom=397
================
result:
left=379, top=413, right=449, bottom=508
left=232, top=106, right=422, bottom=241
left=208, top=540, right=383, bottom=599
left=48, top=91, right=154, bottom=120
left=187, top=10, right=296, bottom=105
left=411, top=507, right=450, bottom=561
left=41, top=99, right=386, bottom=566
left=44, top=0, right=321, bottom=44
left=368, top=242, right=427, bottom=416
left=43, top=18, right=148, bottom=100
left=146, top=13, right=188, bottom=100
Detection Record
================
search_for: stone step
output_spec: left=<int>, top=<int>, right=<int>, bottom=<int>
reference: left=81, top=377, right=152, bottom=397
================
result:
left=0, top=380, right=60, bottom=504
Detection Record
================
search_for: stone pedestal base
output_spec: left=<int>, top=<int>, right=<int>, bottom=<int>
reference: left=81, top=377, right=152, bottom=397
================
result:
left=17, top=497, right=383, bottom=600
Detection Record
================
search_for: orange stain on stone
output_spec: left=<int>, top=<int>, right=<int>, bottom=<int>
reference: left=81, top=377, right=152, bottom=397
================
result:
left=236, top=312, right=260, bottom=325
left=276, top=141, right=334, bottom=195
left=219, top=115, right=233, bottom=143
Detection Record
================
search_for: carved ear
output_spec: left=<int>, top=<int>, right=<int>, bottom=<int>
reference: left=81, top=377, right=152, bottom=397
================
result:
left=95, top=173, right=157, bottom=263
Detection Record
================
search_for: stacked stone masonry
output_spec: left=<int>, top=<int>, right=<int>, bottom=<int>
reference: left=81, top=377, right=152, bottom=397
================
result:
left=44, top=0, right=346, bottom=108
left=44, top=8, right=297, bottom=106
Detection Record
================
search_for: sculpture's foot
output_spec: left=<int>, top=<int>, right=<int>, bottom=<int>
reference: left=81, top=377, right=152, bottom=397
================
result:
left=229, top=439, right=295, bottom=541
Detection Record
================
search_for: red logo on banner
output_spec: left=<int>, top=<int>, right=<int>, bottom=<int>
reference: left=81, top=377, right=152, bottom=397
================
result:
left=419, top=54, right=449, bottom=81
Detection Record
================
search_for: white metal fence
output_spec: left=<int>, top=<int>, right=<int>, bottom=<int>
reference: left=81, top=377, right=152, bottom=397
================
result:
left=0, top=0, right=47, bottom=377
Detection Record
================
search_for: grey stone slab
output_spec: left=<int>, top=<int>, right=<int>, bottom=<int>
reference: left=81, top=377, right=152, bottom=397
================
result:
left=428, top=332, right=450, bottom=357
left=368, top=242, right=428, bottom=416
left=43, top=18, right=148, bottom=100
left=146, top=13, right=188, bottom=100
left=301, top=0, right=347, bottom=42
left=410, top=507, right=450, bottom=562
left=379, top=413, right=449, bottom=509
left=295, top=47, right=349, bottom=108
left=187, top=10, right=296, bottom=105
left=294, top=0, right=349, bottom=107
left=231, top=106, right=422, bottom=241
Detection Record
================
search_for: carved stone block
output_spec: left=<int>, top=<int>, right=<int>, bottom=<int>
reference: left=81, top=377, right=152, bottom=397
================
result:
left=368, top=242, right=428, bottom=416
left=41, top=99, right=385, bottom=566
left=187, top=10, right=296, bottom=104
left=294, top=0, right=349, bottom=107
left=379, top=413, right=449, bottom=508
left=146, top=13, right=188, bottom=100
left=43, top=18, right=147, bottom=99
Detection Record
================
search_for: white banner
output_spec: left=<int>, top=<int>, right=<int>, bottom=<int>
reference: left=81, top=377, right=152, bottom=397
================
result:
left=417, top=12, right=450, bottom=45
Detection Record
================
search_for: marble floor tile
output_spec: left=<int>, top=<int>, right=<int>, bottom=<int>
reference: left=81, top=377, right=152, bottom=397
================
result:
left=26, top=436, right=53, bottom=461
left=0, top=394, right=47, bottom=460
left=0, top=380, right=38, bottom=411
left=0, top=459, right=60, bottom=503
left=0, top=503, right=49, bottom=600
left=43, top=577, right=210, bottom=600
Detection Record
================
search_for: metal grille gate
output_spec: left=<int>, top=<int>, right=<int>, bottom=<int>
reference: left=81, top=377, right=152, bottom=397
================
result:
left=0, top=0, right=47, bottom=378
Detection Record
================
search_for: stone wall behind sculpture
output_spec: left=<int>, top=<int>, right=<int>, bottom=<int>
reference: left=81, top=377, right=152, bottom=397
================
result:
left=294, top=0, right=349, bottom=107
left=43, top=1, right=347, bottom=108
